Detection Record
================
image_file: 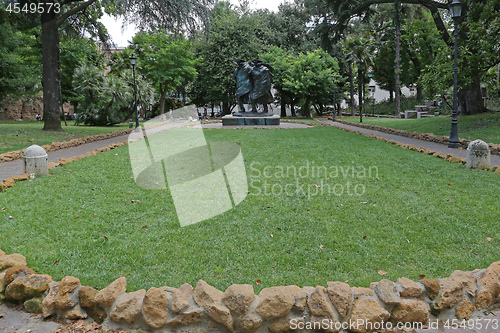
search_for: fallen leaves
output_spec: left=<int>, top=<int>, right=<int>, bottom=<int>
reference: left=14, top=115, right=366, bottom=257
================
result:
left=419, top=274, right=426, bottom=278
left=378, top=270, right=387, bottom=276
left=319, top=245, right=324, bottom=250
left=1, top=207, right=6, bottom=210
left=256, top=279, right=261, bottom=285
left=487, top=237, right=492, bottom=241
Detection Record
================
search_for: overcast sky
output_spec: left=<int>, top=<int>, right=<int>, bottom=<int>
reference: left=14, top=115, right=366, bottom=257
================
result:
left=102, top=0, right=286, bottom=47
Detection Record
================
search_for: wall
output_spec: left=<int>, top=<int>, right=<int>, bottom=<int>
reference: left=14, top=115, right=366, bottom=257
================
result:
left=2, top=249, right=500, bottom=333
left=0, top=96, right=74, bottom=121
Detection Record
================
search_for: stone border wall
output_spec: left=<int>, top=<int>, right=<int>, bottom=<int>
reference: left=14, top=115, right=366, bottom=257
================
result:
left=334, top=118, right=500, bottom=156
left=1, top=249, right=500, bottom=332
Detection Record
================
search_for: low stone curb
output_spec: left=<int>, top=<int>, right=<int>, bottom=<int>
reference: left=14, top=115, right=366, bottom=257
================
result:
left=326, top=120, right=500, bottom=174
left=2, top=249, right=500, bottom=332
left=0, top=128, right=134, bottom=164
left=334, top=118, right=500, bottom=156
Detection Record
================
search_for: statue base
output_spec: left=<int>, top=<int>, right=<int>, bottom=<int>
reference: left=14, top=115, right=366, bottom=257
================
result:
left=222, top=114, right=280, bottom=126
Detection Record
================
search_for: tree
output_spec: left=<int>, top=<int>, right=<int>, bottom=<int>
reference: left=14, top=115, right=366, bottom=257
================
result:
left=73, top=63, right=153, bottom=126
left=2, top=0, right=213, bottom=131
left=0, top=5, right=41, bottom=101
left=325, top=0, right=500, bottom=114
left=260, top=46, right=295, bottom=117
left=394, top=0, right=401, bottom=117
left=192, top=2, right=266, bottom=115
left=132, top=31, right=198, bottom=115
left=284, top=49, right=338, bottom=118
left=344, top=35, right=374, bottom=120
left=60, top=37, right=106, bottom=106
left=401, top=6, right=445, bottom=100
left=265, top=1, right=316, bottom=54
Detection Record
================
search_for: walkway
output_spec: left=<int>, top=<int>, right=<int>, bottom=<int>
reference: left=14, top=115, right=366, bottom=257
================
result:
left=0, top=120, right=186, bottom=183
left=318, top=118, right=500, bottom=166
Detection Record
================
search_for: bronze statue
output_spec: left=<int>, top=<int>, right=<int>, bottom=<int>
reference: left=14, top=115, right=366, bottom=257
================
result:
left=234, top=59, right=253, bottom=113
left=233, top=59, right=273, bottom=117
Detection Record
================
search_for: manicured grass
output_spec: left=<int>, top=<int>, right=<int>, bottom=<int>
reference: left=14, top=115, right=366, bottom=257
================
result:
left=344, top=113, right=500, bottom=144
left=0, top=121, right=134, bottom=154
left=1, top=127, right=499, bottom=293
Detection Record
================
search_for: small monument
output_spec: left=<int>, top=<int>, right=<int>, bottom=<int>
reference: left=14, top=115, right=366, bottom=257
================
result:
left=466, top=139, right=491, bottom=169
left=223, top=59, right=279, bottom=126
left=23, top=145, right=49, bottom=176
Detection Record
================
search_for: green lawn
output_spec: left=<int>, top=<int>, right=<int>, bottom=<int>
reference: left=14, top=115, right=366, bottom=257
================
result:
left=0, top=121, right=134, bottom=155
left=344, top=113, right=500, bottom=144
left=1, top=127, right=498, bottom=292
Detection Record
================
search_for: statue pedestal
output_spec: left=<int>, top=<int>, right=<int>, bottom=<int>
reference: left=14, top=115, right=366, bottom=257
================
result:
left=222, top=114, right=280, bottom=126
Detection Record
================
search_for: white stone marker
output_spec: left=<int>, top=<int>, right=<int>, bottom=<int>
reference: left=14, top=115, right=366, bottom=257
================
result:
left=466, top=139, right=491, bottom=169
left=23, top=145, right=49, bottom=176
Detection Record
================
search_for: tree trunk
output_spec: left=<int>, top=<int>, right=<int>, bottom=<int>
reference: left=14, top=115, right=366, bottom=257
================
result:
left=303, top=97, right=311, bottom=118
left=416, top=84, right=424, bottom=101
left=159, top=83, right=167, bottom=115
left=458, top=74, right=485, bottom=115
left=41, top=10, right=63, bottom=131
left=358, top=68, right=363, bottom=117
left=291, top=102, right=296, bottom=117
left=394, top=1, right=401, bottom=118
left=222, top=101, right=231, bottom=116
left=280, top=89, right=287, bottom=117
left=349, top=60, right=355, bottom=116
left=389, top=88, right=394, bottom=103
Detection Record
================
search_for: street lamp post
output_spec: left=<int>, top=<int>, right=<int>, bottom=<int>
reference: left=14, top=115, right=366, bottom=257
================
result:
left=130, top=53, right=139, bottom=129
left=448, top=0, right=462, bottom=148
left=332, top=73, right=336, bottom=122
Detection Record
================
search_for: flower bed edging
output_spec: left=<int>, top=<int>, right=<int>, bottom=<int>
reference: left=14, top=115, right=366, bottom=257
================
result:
left=2, top=249, right=500, bottom=333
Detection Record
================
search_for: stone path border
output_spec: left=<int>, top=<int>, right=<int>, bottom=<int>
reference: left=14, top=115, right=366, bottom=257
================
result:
left=317, top=118, right=500, bottom=174
left=0, top=128, right=134, bottom=163
left=333, top=118, right=500, bottom=156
